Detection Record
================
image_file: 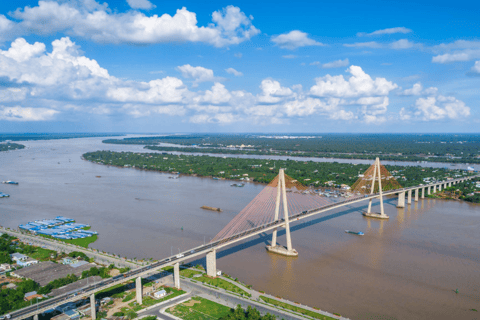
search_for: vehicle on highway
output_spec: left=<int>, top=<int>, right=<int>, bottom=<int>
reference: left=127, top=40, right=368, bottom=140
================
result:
left=190, top=250, right=195, bottom=253
left=176, top=254, right=184, bottom=258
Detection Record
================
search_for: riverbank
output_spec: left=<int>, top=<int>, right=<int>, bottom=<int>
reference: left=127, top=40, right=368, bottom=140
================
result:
left=82, top=150, right=474, bottom=188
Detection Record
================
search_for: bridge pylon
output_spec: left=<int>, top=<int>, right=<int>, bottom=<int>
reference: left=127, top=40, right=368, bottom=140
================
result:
left=362, top=157, right=389, bottom=219
left=266, top=168, right=298, bottom=257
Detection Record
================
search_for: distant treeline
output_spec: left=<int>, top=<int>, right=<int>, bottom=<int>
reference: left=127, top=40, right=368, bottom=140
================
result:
left=0, top=133, right=120, bottom=142
left=0, top=143, right=25, bottom=152
left=82, top=151, right=471, bottom=188
left=103, top=134, right=480, bottom=163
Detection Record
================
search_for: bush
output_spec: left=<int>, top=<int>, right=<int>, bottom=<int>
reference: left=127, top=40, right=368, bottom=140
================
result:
left=113, top=312, right=124, bottom=316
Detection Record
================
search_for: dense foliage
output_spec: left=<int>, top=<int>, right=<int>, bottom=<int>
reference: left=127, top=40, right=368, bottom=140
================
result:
left=0, top=279, right=40, bottom=315
left=220, top=305, right=276, bottom=320
left=83, top=151, right=472, bottom=188
left=103, top=134, right=480, bottom=163
left=81, top=266, right=110, bottom=278
left=0, top=143, right=25, bottom=152
left=444, top=178, right=480, bottom=203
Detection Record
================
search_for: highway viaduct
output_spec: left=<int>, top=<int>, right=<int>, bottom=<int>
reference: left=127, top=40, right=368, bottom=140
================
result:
left=4, top=174, right=478, bottom=320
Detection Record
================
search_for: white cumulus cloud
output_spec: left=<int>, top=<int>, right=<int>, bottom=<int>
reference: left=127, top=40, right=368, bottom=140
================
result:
left=177, top=64, right=217, bottom=87
left=322, top=58, right=349, bottom=69
left=310, top=65, right=398, bottom=98
left=357, top=27, right=412, bottom=37
left=0, top=106, right=58, bottom=121
left=6, top=2, right=259, bottom=47
left=225, top=68, right=243, bottom=76
left=126, top=0, right=155, bottom=10
left=414, top=96, right=470, bottom=120
left=271, top=30, right=324, bottom=50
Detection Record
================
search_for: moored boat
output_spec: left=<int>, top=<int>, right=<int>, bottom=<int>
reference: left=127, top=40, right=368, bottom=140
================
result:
left=345, top=230, right=364, bottom=236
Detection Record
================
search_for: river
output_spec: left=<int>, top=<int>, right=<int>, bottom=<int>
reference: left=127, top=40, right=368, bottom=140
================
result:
left=0, top=136, right=479, bottom=320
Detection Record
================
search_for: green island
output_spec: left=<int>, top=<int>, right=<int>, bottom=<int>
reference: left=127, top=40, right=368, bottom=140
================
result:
left=103, top=133, right=480, bottom=164
left=259, top=296, right=337, bottom=320
left=0, top=143, right=25, bottom=152
left=83, top=150, right=474, bottom=189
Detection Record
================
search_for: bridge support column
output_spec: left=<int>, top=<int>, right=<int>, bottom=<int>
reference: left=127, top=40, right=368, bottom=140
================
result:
left=362, top=158, right=387, bottom=219
left=266, top=168, right=298, bottom=256
left=174, top=262, right=180, bottom=289
left=421, top=187, right=425, bottom=199
left=90, top=294, right=96, bottom=320
left=414, top=189, right=419, bottom=202
left=136, top=277, right=142, bottom=305
left=34, top=315, right=39, bottom=320
left=407, top=190, right=412, bottom=204
left=433, top=185, right=437, bottom=193
left=206, top=249, right=217, bottom=277
left=449, top=182, right=452, bottom=187
left=438, top=184, right=442, bottom=192
left=397, top=191, right=405, bottom=208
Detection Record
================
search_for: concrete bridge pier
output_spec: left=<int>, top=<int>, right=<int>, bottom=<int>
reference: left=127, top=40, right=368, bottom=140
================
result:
left=206, top=249, right=217, bottom=277
left=414, top=188, right=419, bottom=201
left=407, top=190, right=412, bottom=204
left=34, top=315, right=39, bottom=320
left=397, top=191, right=405, bottom=208
left=90, top=294, right=96, bottom=320
left=433, top=185, right=437, bottom=193
left=421, top=187, right=425, bottom=199
left=438, top=184, right=442, bottom=191
left=135, top=277, right=142, bottom=305
left=427, top=186, right=431, bottom=195
left=174, top=263, right=180, bottom=289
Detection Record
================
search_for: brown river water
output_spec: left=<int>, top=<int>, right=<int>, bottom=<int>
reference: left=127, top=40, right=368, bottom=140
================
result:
left=0, top=137, right=479, bottom=320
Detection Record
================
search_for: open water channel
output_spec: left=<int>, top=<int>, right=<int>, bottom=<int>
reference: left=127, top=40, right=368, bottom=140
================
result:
left=0, top=136, right=479, bottom=320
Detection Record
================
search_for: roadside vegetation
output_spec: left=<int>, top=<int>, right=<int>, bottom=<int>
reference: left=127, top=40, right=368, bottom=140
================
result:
left=83, top=151, right=473, bottom=189
left=166, top=297, right=232, bottom=320
left=103, top=133, right=480, bottom=164
left=259, top=296, right=337, bottom=320
left=428, top=178, right=480, bottom=203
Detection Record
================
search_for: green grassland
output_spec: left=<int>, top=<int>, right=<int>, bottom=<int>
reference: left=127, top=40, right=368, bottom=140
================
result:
left=166, top=297, right=231, bottom=320
left=259, top=296, right=337, bottom=320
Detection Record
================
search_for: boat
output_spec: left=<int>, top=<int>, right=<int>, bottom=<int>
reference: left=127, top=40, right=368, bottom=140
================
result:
left=345, top=230, right=364, bottom=236
left=0, top=193, right=10, bottom=198
left=212, top=177, right=220, bottom=180
left=230, top=183, right=245, bottom=187
left=2, top=181, right=18, bottom=185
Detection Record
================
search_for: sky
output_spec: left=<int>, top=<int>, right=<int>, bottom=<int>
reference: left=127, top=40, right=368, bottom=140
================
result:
left=0, top=0, right=479, bottom=133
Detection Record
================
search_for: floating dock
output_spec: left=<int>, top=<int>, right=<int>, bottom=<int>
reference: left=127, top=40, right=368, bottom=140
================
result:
left=265, top=245, right=298, bottom=257
left=362, top=212, right=389, bottom=219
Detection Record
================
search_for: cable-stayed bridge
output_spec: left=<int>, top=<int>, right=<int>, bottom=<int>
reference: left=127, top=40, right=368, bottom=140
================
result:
left=6, top=158, right=478, bottom=320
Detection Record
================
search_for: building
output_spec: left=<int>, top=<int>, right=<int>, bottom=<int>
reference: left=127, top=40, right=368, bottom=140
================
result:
left=153, top=289, right=167, bottom=298
left=24, top=291, right=43, bottom=301
left=10, top=253, right=28, bottom=262
left=17, top=258, right=38, bottom=267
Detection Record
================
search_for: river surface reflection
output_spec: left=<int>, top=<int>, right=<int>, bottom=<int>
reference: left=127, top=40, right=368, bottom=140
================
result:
left=0, top=137, right=479, bottom=320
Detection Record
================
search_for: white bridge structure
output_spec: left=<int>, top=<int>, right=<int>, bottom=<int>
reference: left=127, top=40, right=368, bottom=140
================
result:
left=5, top=158, right=478, bottom=320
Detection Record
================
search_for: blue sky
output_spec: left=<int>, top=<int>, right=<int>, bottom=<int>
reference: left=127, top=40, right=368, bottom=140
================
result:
left=0, top=0, right=479, bottom=133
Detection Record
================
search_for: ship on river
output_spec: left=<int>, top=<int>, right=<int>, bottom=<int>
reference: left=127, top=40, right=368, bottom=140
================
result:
left=2, top=181, right=18, bottom=185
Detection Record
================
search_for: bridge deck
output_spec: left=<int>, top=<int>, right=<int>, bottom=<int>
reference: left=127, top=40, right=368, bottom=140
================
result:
left=7, top=175, right=477, bottom=319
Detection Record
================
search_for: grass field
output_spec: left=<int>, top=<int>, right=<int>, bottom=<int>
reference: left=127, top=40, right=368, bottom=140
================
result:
left=29, top=247, right=56, bottom=261
left=128, top=287, right=186, bottom=311
left=166, top=297, right=231, bottom=320
left=195, top=276, right=251, bottom=297
left=259, top=296, right=337, bottom=320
